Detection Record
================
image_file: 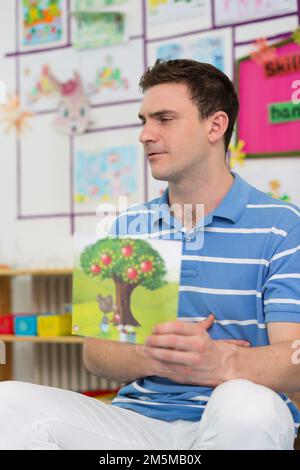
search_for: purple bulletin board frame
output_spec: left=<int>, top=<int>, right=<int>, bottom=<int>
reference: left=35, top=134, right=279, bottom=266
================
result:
left=236, top=35, right=300, bottom=158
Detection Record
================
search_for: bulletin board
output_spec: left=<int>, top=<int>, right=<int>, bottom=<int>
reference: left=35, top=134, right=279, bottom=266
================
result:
left=237, top=34, right=300, bottom=157
left=0, top=0, right=300, bottom=268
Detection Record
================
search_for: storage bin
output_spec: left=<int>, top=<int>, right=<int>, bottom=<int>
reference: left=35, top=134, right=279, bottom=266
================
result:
left=37, top=313, right=72, bottom=337
left=14, top=314, right=37, bottom=336
left=0, top=315, right=14, bottom=334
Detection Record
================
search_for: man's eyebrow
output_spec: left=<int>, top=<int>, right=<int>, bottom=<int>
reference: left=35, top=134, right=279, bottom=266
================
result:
left=138, top=110, right=179, bottom=120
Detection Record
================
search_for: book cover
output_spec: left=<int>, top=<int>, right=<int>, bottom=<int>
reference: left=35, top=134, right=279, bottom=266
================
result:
left=72, top=233, right=182, bottom=344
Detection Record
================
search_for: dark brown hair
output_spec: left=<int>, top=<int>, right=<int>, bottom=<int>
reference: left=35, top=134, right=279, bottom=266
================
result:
left=139, top=59, right=239, bottom=152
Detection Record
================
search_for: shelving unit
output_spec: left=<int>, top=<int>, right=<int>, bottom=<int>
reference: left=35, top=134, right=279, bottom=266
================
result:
left=0, top=268, right=118, bottom=392
left=0, top=268, right=76, bottom=381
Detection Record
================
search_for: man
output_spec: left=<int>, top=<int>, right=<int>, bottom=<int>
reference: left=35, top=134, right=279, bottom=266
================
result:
left=0, top=59, right=299, bottom=450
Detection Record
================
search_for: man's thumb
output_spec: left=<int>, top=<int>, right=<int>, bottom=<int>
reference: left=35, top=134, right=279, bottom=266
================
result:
left=199, top=313, right=214, bottom=330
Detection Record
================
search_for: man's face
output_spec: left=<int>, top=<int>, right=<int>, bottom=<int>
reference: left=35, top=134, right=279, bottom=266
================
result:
left=138, top=82, right=210, bottom=182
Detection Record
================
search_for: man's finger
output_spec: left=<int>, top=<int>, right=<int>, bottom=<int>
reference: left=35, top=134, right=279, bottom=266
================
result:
left=220, top=339, right=250, bottom=347
left=199, top=313, right=214, bottom=330
left=153, top=314, right=214, bottom=336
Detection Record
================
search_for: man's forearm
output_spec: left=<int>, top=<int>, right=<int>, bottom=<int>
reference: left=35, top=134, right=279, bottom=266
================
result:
left=83, top=338, right=154, bottom=383
left=228, top=341, right=300, bottom=393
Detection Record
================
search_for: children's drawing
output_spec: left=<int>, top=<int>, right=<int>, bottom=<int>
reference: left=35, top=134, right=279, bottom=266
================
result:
left=72, top=11, right=127, bottom=49
left=72, top=235, right=182, bottom=344
left=45, top=67, right=92, bottom=134
left=267, top=179, right=291, bottom=202
left=24, top=64, right=57, bottom=106
left=148, top=29, right=232, bottom=78
left=74, top=0, right=128, bottom=9
left=156, top=36, right=225, bottom=70
left=74, top=146, right=138, bottom=203
left=235, top=157, right=300, bottom=207
left=87, top=56, right=129, bottom=96
left=21, top=0, right=66, bottom=48
left=214, top=0, right=297, bottom=25
left=147, top=0, right=208, bottom=25
left=0, top=93, right=34, bottom=136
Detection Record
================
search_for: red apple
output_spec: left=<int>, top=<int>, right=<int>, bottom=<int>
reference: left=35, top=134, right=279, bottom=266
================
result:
left=91, top=264, right=101, bottom=274
left=140, top=260, right=153, bottom=272
left=101, top=253, right=112, bottom=265
left=127, top=268, right=138, bottom=280
left=121, top=245, right=133, bottom=257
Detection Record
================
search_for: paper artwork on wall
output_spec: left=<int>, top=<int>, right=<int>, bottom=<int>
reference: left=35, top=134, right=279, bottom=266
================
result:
left=20, top=0, right=68, bottom=49
left=147, top=28, right=233, bottom=78
left=214, top=0, right=298, bottom=26
left=235, top=157, right=300, bottom=207
left=74, top=145, right=140, bottom=206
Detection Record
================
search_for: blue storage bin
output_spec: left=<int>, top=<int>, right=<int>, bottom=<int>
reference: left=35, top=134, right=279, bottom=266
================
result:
left=14, top=314, right=37, bottom=336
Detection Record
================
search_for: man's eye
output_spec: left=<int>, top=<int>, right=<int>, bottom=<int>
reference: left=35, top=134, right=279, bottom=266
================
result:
left=159, top=117, right=172, bottom=123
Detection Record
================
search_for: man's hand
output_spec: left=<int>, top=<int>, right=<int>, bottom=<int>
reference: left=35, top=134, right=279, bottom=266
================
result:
left=143, top=315, right=247, bottom=387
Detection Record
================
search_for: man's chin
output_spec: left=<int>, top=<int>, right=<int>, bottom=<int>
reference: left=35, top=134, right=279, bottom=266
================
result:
left=150, top=171, right=170, bottom=182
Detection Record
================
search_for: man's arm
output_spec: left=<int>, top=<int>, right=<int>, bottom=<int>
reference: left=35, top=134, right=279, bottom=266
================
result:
left=144, top=317, right=300, bottom=393
left=83, top=337, right=157, bottom=383
left=228, top=322, right=300, bottom=393
left=83, top=321, right=250, bottom=384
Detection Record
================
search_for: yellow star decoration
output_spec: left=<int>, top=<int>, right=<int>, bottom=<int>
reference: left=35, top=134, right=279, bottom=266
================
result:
left=228, top=140, right=246, bottom=169
left=0, top=93, right=34, bottom=136
left=292, top=27, right=300, bottom=46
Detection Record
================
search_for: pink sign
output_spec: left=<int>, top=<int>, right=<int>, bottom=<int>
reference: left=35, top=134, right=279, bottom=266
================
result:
left=238, top=39, right=300, bottom=156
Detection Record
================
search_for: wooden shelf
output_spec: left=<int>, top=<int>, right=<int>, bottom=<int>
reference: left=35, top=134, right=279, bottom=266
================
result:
left=0, top=268, right=73, bottom=277
left=0, top=335, right=84, bottom=344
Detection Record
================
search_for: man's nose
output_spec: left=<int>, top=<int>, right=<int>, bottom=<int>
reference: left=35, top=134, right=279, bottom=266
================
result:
left=139, top=122, right=158, bottom=144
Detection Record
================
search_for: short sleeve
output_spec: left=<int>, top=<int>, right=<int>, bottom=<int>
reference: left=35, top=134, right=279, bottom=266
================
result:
left=263, top=222, right=300, bottom=323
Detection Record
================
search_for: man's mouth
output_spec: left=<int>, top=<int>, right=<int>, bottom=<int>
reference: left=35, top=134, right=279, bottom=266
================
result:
left=147, top=151, right=167, bottom=159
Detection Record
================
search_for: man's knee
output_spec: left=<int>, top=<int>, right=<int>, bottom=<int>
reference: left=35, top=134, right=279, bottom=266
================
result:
left=207, top=379, right=293, bottom=430
left=0, top=381, right=21, bottom=403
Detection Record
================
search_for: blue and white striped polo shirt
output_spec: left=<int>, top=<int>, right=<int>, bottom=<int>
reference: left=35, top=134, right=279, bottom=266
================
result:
left=110, top=172, right=300, bottom=433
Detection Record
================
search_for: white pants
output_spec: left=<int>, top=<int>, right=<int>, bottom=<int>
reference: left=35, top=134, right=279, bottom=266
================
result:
left=0, top=379, right=295, bottom=450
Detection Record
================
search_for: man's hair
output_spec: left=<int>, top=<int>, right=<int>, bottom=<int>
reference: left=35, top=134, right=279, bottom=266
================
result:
left=139, top=59, right=239, bottom=152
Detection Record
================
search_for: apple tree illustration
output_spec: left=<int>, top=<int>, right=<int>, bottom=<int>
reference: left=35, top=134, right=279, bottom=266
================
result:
left=80, top=238, right=167, bottom=327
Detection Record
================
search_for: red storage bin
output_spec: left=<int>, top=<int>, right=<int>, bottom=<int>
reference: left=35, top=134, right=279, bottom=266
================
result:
left=0, top=315, right=14, bottom=334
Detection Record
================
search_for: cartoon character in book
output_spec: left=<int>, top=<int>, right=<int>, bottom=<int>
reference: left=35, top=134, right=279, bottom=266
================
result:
left=97, top=294, right=120, bottom=331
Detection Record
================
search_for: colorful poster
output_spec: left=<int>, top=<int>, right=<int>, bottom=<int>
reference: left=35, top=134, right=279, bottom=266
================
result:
left=235, top=158, right=300, bottom=208
left=237, top=36, right=300, bottom=156
left=147, top=28, right=233, bottom=78
left=72, top=234, right=182, bottom=344
left=20, top=0, right=67, bottom=49
left=72, top=11, right=128, bottom=49
left=214, top=0, right=297, bottom=26
left=74, top=145, right=139, bottom=204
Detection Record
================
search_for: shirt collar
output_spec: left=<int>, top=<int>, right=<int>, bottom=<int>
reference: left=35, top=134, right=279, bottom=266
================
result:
left=211, top=171, right=252, bottom=224
left=152, top=171, right=252, bottom=228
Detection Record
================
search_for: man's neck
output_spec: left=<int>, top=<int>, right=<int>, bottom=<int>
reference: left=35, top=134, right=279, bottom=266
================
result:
left=168, top=166, right=234, bottom=231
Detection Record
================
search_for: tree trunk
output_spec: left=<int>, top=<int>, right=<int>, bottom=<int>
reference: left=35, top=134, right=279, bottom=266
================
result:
left=113, top=276, right=140, bottom=327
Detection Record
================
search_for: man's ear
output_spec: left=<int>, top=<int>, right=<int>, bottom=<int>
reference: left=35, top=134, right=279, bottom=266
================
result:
left=207, top=111, right=229, bottom=144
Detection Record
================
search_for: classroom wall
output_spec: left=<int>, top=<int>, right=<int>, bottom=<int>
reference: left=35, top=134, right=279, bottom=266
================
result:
left=0, top=0, right=299, bottom=272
